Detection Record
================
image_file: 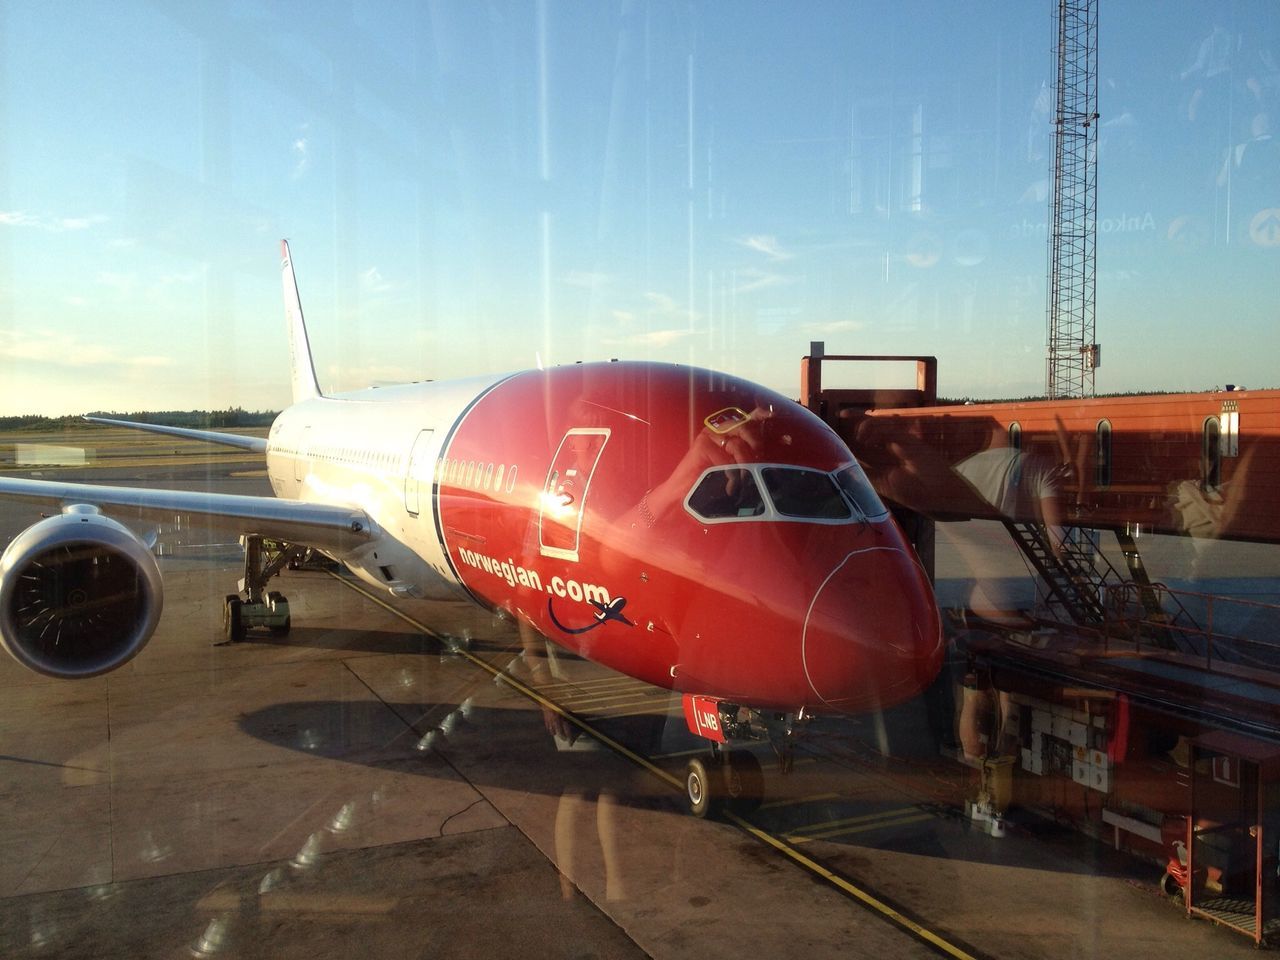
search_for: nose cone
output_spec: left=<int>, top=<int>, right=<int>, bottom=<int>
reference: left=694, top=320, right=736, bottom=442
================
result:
left=802, top=547, right=942, bottom=712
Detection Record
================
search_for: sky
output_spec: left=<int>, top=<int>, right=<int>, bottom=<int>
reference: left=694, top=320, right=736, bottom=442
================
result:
left=0, top=0, right=1277, bottom=415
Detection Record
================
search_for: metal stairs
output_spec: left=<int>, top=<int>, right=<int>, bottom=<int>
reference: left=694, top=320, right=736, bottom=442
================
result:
left=1001, top=521, right=1202, bottom=654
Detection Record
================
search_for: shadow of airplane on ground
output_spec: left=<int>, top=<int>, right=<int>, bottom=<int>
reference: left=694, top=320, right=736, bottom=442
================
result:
left=236, top=697, right=1147, bottom=883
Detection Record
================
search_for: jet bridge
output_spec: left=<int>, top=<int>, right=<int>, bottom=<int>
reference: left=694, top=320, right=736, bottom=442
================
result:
left=801, top=345, right=1280, bottom=946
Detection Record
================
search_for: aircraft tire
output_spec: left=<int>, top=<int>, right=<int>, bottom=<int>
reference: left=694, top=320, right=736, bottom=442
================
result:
left=685, top=757, right=718, bottom=819
left=224, top=595, right=246, bottom=643
left=725, top=750, right=763, bottom=814
left=268, top=592, right=291, bottom=636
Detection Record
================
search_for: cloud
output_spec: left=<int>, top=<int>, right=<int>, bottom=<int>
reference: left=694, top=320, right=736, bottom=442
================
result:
left=802, top=319, right=866, bottom=335
left=58, top=216, right=103, bottom=231
left=96, top=271, right=138, bottom=296
left=591, top=293, right=696, bottom=353
left=359, top=266, right=393, bottom=295
left=734, top=269, right=794, bottom=294
left=0, top=330, right=172, bottom=371
left=158, top=269, right=203, bottom=287
left=563, top=270, right=612, bottom=288
left=0, top=211, right=37, bottom=228
left=642, top=291, right=702, bottom=323
left=644, top=291, right=680, bottom=313
left=602, top=328, right=694, bottom=348
left=597, top=291, right=699, bottom=349
left=291, top=131, right=311, bottom=179
left=735, top=234, right=794, bottom=261
left=326, top=362, right=419, bottom=388
left=0, top=210, right=106, bottom=232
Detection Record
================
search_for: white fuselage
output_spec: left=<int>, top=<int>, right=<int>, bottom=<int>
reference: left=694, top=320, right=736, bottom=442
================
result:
left=261, top=373, right=509, bottom=600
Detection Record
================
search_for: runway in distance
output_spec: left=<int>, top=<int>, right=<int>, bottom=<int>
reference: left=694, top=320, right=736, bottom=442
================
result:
left=0, top=241, right=942, bottom=813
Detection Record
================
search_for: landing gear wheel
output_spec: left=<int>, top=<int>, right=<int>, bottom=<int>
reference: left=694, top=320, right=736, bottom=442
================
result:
left=267, top=591, right=291, bottom=636
left=724, top=750, right=764, bottom=814
left=685, top=757, right=718, bottom=819
left=223, top=595, right=246, bottom=642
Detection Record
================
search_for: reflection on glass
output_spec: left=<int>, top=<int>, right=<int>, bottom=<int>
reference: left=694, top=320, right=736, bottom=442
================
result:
left=686, top=469, right=766, bottom=520
left=760, top=468, right=850, bottom=520
left=834, top=464, right=891, bottom=521
left=0, top=1, right=1277, bottom=956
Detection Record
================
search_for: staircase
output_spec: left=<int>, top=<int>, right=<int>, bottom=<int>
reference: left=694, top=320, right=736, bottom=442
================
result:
left=1000, top=521, right=1202, bottom=654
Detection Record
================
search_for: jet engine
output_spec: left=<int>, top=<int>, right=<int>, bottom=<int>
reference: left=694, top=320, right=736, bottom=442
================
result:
left=0, top=506, right=163, bottom=678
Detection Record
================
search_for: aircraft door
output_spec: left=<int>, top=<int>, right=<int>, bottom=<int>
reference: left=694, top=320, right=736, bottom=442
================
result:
left=294, top=426, right=311, bottom=484
left=404, top=429, right=435, bottom=516
left=539, top=428, right=609, bottom=561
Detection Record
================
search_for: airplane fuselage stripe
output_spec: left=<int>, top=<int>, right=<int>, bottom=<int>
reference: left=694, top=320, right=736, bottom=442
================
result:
left=430, top=372, right=522, bottom=606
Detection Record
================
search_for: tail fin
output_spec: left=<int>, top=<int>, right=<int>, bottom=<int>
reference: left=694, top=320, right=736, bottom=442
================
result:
left=280, top=239, right=323, bottom=402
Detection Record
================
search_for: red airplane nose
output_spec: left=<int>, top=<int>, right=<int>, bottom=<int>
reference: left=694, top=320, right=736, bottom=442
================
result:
left=801, top=547, right=942, bottom=711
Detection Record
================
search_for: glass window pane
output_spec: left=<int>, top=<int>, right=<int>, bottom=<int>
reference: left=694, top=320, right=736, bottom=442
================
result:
left=687, top=469, right=766, bottom=519
left=835, top=465, right=891, bottom=520
left=761, top=468, right=850, bottom=520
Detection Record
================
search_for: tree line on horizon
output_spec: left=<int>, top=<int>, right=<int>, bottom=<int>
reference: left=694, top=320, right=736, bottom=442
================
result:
left=3, top=387, right=1269, bottom=433
left=0, top=408, right=280, bottom=432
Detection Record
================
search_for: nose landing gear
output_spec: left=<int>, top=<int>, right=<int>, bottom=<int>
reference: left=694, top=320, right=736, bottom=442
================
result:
left=685, top=749, right=765, bottom=819
left=680, top=694, right=807, bottom=818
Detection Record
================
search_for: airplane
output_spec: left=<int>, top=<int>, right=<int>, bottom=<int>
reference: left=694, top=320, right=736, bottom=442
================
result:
left=0, top=240, right=943, bottom=816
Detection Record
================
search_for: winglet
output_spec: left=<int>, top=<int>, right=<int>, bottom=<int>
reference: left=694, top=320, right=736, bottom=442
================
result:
left=281, top=240, right=323, bottom=402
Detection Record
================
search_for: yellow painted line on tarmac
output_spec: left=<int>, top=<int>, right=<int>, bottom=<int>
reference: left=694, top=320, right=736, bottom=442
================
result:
left=787, top=812, right=936, bottom=844
left=725, top=808, right=979, bottom=960
left=329, top=574, right=682, bottom=791
left=789, top=806, right=921, bottom=835
left=332, top=572, right=980, bottom=960
left=758, top=792, right=840, bottom=811
left=602, top=702, right=682, bottom=720
left=584, top=694, right=673, bottom=711
left=557, top=689, right=664, bottom=708
left=538, top=676, right=642, bottom=692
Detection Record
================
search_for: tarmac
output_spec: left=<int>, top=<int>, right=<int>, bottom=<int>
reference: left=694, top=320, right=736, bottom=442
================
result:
left=0, top=444, right=1271, bottom=959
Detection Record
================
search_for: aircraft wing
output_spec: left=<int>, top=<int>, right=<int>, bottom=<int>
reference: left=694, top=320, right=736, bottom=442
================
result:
left=0, top=476, right=375, bottom=553
left=83, top=416, right=269, bottom=453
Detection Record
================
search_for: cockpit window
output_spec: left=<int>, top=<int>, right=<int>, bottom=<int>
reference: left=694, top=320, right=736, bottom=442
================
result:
left=760, top=468, right=850, bottom=520
left=834, top=464, right=890, bottom=520
left=687, top=468, right=766, bottom=520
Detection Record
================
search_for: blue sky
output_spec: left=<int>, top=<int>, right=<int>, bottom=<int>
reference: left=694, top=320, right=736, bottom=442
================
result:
left=0, top=1, right=1276, bottom=415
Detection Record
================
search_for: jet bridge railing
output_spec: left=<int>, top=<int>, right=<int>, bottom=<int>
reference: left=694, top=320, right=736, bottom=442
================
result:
left=1101, top=583, right=1280, bottom=674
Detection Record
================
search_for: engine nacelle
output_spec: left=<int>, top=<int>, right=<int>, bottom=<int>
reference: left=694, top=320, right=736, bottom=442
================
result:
left=0, top=507, right=163, bottom=678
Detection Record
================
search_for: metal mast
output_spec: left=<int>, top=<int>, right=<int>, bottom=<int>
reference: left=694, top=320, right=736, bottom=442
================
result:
left=1045, top=0, right=1100, bottom=399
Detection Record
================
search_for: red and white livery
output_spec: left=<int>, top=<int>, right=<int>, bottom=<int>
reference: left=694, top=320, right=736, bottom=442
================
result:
left=0, top=241, right=942, bottom=814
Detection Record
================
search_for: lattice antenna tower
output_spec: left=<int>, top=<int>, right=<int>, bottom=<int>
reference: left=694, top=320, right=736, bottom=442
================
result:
left=1045, top=0, right=1100, bottom=398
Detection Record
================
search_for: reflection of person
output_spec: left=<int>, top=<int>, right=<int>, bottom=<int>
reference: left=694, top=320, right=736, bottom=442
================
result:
left=1181, top=22, right=1234, bottom=123
left=929, top=423, right=1071, bottom=628
left=1179, top=19, right=1279, bottom=225
left=1018, top=80, right=1052, bottom=204
left=640, top=404, right=776, bottom=523
left=954, top=424, right=1065, bottom=557
left=518, top=620, right=627, bottom=902
left=1217, top=112, right=1276, bottom=187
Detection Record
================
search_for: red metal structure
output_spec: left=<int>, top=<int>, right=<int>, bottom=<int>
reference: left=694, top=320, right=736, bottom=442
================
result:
left=802, top=348, right=1280, bottom=946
